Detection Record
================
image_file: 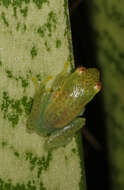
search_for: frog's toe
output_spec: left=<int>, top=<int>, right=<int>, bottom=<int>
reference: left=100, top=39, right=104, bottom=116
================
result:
left=63, top=61, right=71, bottom=72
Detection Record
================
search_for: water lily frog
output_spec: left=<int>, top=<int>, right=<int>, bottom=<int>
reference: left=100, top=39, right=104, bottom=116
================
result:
left=27, top=62, right=101, bottom=150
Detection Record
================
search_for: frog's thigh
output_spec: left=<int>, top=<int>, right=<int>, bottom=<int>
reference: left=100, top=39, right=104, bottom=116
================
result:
left=30, top=75, right=53, bottom=117
left=45, top=118, right=86, bottom=150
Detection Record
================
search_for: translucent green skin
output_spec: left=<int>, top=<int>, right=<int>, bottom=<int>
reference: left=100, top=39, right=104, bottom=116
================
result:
left=27, top=63, right=101, bottom=150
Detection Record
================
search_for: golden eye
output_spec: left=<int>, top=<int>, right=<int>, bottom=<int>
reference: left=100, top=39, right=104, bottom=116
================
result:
left=76, top=67, right=86, bottom=74
left=94, top=82, right=102, bottom=92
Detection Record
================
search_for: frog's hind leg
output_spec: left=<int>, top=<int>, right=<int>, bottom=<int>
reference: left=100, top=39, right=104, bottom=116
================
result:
left=31, top=75, right=53, bottom=109
left=27, top=75, right=53, bottom=133
left=45, top=117, right=86, bottom=150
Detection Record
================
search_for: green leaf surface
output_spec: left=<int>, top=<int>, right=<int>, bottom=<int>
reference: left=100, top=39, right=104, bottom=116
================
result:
left=0, top=0, right=86, bottom=189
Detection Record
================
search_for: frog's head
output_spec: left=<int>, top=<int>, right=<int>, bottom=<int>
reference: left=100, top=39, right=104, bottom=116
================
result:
left=76, top=67, right=101, bottom=105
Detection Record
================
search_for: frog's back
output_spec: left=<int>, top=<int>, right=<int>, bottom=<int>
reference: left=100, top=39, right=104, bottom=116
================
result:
left=43, top=67, right=101, bottom=129
left=43, top=72, right=87, bottom=129
left=43, top=89, right=83, bottom=129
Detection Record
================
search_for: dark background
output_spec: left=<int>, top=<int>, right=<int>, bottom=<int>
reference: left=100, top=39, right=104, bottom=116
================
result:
left=69, top=1, right=109, bottom=189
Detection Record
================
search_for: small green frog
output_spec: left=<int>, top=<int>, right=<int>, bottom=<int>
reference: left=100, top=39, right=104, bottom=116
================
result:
left=27, top=62, right=101, bottom=150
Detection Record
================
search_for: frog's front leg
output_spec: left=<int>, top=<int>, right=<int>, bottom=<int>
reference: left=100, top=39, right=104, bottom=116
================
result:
left=45, top=117, right=86, bottom=150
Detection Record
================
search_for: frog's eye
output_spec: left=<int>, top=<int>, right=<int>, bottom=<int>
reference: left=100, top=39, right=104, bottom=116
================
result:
left=94, top=82, right=102, bottom=92
left=76, top=67, right=86, bottom=74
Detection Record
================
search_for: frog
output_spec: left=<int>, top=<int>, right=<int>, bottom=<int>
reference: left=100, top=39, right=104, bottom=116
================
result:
left=27, top=62, right=101, bottom=150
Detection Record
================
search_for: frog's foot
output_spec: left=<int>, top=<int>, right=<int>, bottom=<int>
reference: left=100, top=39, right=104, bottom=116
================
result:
left=32, top=75, right=53, bottom=92
left=44, top=117, right=86, bottom=150
left=32, top=77, right=39, bottom=89
left=42, top=75, right=53, bottom=84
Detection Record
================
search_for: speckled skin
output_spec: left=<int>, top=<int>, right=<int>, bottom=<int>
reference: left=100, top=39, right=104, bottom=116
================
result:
left=27, top=63, right=101, bottom=149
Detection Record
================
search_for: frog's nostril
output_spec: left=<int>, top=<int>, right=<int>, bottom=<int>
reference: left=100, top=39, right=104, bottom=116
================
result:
left=76, top=67, right=86, bottom=74
left=94, top=82, right=102, bottom=92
